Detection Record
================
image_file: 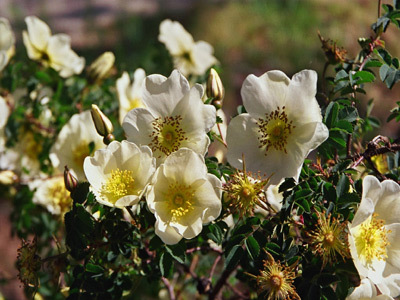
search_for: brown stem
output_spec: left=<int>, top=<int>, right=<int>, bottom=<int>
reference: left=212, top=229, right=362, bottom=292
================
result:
left=161, top=277, right=176, bottom=300
left=208, top=264, right=237, bottom=300
left=216, top=123, right=227, bottom=148
left=378, top=0, right=382, bottom=19
left=346, top=134, right=352, bottom=159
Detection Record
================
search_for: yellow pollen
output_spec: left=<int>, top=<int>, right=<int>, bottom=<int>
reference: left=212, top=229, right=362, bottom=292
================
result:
left=325, top=233, right=335, bottom=245
left=49, top=178, right=72, bottom=215
left=72, top=141, right=92, bottom=168
left=100, top=169, right=135, bottom=204
left=257, top=106, right=295, bottom=154
left=167, top=183, right=195, bottom=222
left=270, top=274, right=283, bottom=289
left=149, top=115, right=187, bottom=158
left=21, top=131, right=42, bottom=159
left=354, top=213, right=391, bottom=266
left=254, top=252, right=300, bottom=300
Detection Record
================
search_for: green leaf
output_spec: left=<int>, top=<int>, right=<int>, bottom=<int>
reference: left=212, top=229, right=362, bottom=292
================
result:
left=159, top=252, right=173, bottom=277
left=324, top=102, right=339, bottom=128
left=354, top=70, right=375, bottom=84
left=328, top=130, right=346, bottom=148
left=363, top=59, right=383, bottom=68
left=379, top=64, right=391, bottom=81
left=245, top=236, right=260, bottom=260
left=265, top=242, right=281, bottom=256
left=86, top=263, right=104, bottom=274
left=336, top=174, right=350, bottom=198
left=224, top=245, right=244, bottom=270
left=165, top=243, right=186, bottom=264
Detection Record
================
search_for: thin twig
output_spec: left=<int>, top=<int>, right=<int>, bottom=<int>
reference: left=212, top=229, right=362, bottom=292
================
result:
left=208, top=264, right=237, bottom=300
left=216, top=123, right=227, bottom=148
left=161, top=277, right=176, bottom=300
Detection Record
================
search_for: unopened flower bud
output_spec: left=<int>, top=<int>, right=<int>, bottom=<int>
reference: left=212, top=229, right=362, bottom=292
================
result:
left=87, top=51, right=115, bottom=82
left=91, top=104, right=114, bottom=144
left=64, top=166, right=78, bottom=192
left=206, top=68, right=224, bottom=108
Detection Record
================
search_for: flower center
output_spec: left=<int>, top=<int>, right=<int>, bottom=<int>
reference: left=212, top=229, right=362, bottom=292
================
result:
left=22, top=131, right=42, bottom=159
left=48, top=178, right=72, bottom=215
left=257, top=106, right=294, bottom=154
left=100, top=169, right=135, bottom=204
left=354, top=213, right=391, bottom=266
left=72, top=141, right=91, bottom=168
left=167, top=183, right=195, bottom=222
left=149, top=115, right=187, bottom=157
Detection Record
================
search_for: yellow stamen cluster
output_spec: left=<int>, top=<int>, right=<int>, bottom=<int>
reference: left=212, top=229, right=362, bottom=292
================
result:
left=257, top=107, right=294, bottom=154
left=149, top=115, right=187, bottom=157
left=249, top=251, right=300, bottom=300
left=223, top=170, right=269, bottom=218
left=16, top=237, right=41, bottom=288
left=308, top=212, right=350, bottom=267
left=72, top=141, right=91, bottom=168
left=100, top=169, right=135, bottom=204
left=354, top=213, right=391, bottom=266
left=21, top=130, right=43, bottom=160
left=166, top=183, right=195, bottom=222
left=48, top=178, right=72, bottom=215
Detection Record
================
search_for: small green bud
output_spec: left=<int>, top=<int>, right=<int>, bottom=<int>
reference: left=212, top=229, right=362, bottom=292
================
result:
left=91, top=104, right=114, bottom=144
left=206, top=68, right=225, bottom=109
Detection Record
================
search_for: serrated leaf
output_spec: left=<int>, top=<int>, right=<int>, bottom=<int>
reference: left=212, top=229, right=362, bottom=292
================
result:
left=245, top=236, right=260, bottom=260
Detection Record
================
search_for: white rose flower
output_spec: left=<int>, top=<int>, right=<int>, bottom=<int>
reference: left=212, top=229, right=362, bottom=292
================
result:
left=50, top=111, right=104, bottom=181
left=349, top=175, right=400, bottom=297
left=0, top=96, right=10, bottom=152
left=31, top=176, right=72, bottom=216
left=226, top=70, right=329, bottom=185
left=146, top=148, right=222, bottom=245
left=347, top=278, right=394, bottom=300
left=0, top=17, right=15, bottom=72
left=117, top=68, right=146, bottom=124
left=122, top=70, right=216, bottom=165
left=84, top=140, right=156, bottom=208
left=158, top=19, right=217, bottom=77
left=23, top=16, right=85, bottom=77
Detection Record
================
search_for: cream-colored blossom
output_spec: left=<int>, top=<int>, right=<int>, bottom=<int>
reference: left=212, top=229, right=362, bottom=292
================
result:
left=146, top=148, right=222, bottom=244
left=226, top=70, right=329, bottom=185
left=50, top=111, right=104, bottom=181
left=31, top=176, right=72, bottom=215
left=117, top=69, right=146, bottom=124
left=349, top=175, right=400, bottom=298
left=23, top=16, right=85, bottom=77
left=0, top=17, right=15, bottom=72
left=84, top=140, right=156, bottom=208
left=0, top=96, right=10, bottom=152
left=347, top=278, right=394, bottom=300
left=122, top=70, right=216, bottom=166
left=158, top=19, right=217, bottom=77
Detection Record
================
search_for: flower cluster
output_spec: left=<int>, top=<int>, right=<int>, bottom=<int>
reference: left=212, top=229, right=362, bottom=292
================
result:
left=2, top=8, right=400, bottom=300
